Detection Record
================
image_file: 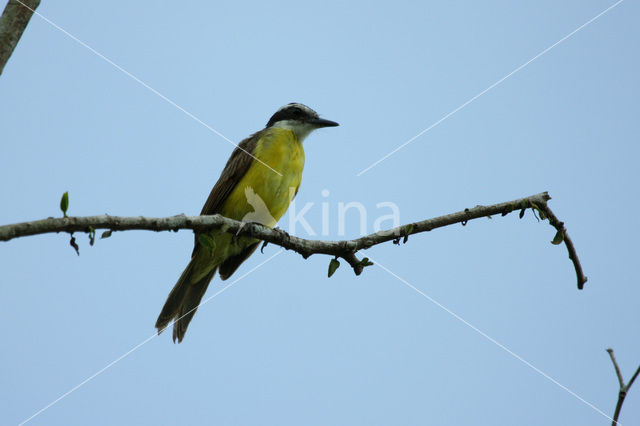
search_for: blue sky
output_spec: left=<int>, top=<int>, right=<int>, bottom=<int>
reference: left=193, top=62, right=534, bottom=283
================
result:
left=1, top=0, right=639, bottom=424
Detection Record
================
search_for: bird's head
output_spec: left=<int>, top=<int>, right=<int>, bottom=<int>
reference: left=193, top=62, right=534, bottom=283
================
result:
left=266, top=103, right=339, bottom=141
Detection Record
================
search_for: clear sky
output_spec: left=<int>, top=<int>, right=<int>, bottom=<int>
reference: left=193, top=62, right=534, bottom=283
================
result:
left=1, top=1, right=639, bottom=425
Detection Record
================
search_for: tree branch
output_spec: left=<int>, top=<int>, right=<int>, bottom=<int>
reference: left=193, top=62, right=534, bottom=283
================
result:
left=0, top=191, right=586, bottom=286
left=607, top=348, right=640, bottom=426
left=0, top=0, right=40, bottom=75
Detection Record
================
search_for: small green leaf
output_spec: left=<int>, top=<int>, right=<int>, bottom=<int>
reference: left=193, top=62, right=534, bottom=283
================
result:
left=551, top=230, right=564, bottom=245
left=198, top=234, right=216, bottom=254
left=101, top=230, right=113, bottom=239
left=88, top=226, right=96, bottom=246
left=60, top=191, right=69, bottom=217
left=359, top=257, right=374, bottom=267
left=403, top=224, right=414, bottom=243
left=328, top=258, right=340, bottom=277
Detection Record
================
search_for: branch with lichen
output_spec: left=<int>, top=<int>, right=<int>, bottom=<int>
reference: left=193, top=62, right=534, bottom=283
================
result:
left=0, top=191, right=586, bottom=287
left=0, top=0, right=40, bottom=75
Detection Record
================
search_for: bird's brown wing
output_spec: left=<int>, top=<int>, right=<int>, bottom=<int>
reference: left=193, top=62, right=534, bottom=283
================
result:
left=218, top=241, right=260, bottom=280
left=191, top=132, right=261, bottom=257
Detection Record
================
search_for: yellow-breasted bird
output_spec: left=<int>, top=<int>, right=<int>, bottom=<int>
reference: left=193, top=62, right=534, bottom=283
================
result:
left=155, top=103, right=339, bottom=342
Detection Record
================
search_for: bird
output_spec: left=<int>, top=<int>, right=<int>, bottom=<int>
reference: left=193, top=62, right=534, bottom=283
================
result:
left=155, top=103, right=339, bottom=342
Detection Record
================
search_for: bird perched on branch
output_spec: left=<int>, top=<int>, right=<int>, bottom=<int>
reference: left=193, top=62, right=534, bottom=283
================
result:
left=155, top=103, right=339, bottom=342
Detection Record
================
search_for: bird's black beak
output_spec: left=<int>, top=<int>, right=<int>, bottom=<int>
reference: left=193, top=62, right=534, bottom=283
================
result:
left=308, top=117, right=339, bottom=128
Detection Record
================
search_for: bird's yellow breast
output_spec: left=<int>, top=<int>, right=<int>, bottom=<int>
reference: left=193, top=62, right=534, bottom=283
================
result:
left=220, top=127, right=305, bottom=227
left=191, top=128, right=305, bottom=277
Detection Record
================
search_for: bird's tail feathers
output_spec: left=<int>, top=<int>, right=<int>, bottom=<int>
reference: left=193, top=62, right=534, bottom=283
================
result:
left=155, top=257, right=217, bottom=343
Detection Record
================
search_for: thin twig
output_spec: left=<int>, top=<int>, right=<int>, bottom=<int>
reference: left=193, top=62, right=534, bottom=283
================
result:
left=608, top=348, right=626, bottom=389
left=628, top=365, right=640, bottom=392
left=0, top=192, right=585, bottom=285
left=607, top=348, right=640, bottom=426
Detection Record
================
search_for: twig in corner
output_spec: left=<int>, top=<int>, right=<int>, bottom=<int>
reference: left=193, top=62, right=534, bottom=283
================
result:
left=606, top=348, right=640, bottom=426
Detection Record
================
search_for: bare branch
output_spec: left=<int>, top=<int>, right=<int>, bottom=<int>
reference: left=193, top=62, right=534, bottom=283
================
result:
left=0, top=191, right=586, bottom=284
left=537, top=203, right=587, bottom=289
left=607, top=348, right=640, bottom=426
left=0, top=0, right=40, bottom=75
left=608, top=348, right=626, bottom=389
left=628, top=364, right=640, bottom=391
